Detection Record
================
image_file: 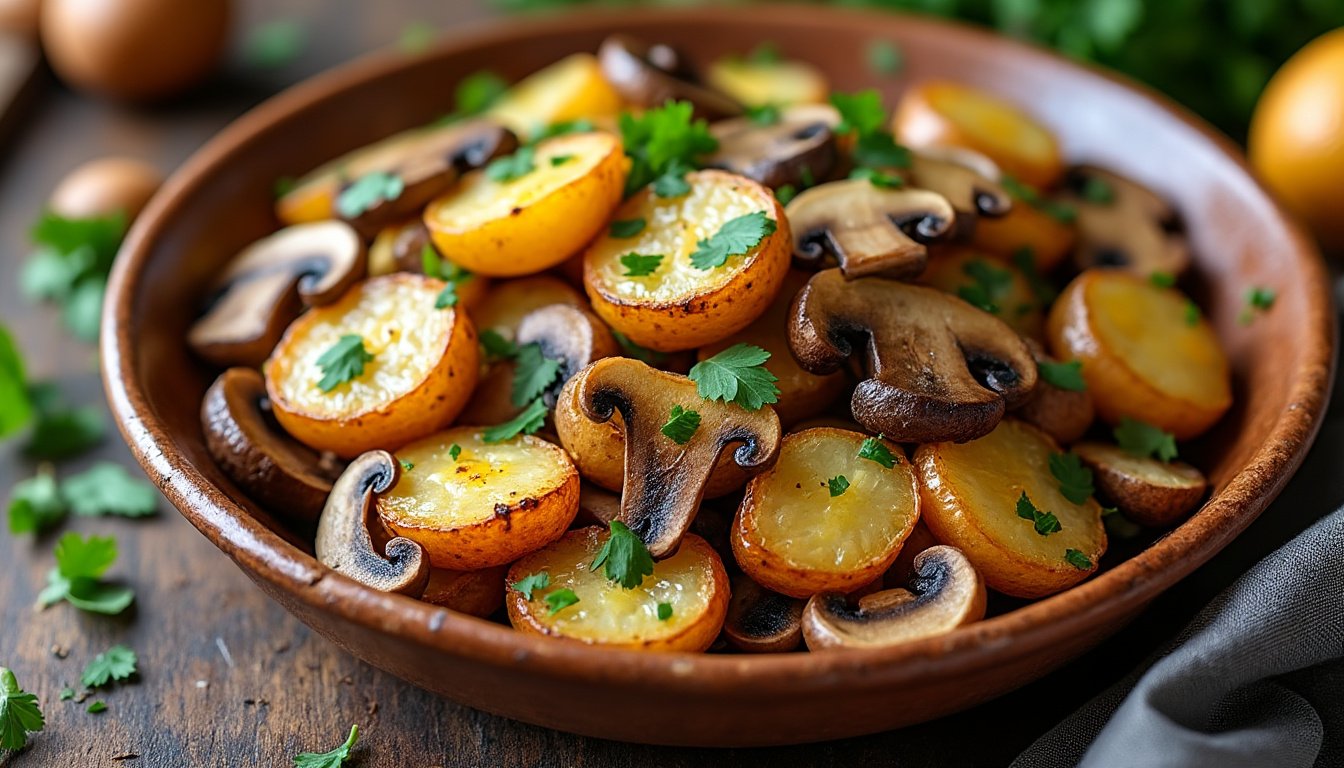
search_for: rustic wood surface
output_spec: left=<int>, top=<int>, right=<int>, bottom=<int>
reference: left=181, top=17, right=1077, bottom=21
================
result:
left=1, top=1, right=1340, bottom=765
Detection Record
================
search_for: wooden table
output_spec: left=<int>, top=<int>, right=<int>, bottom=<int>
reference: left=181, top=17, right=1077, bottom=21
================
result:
left=2, top=1, right=1340, bottom=765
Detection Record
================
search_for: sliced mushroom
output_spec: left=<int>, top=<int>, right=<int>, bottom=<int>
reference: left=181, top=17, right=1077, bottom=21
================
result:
left=201, top=368, right=341, bottom=522
left=385, top=218, right=435, bottom=275
left=789, top=269, right=1037, bottom=443
left=188, top=221, right=366, bottom=368
left=1062, top=165, right=1188, bottom=276
left=802, top=545, right=986, bottom=651
left=1073, top=441, right=1207, bottom=528
left=706, top=104, right=841, bottom=190
left=515, top=303, right=621, bottom=408
left=724, top=572, right=805, bottom=653
left=573, top=357, right=781, bottom=557
left=598, top=35, right=742, bottom=119
left=787, top=181, right=957, bottom=280
left=1012, top=340, right=1095, bottom=445
left=315, top=450, right=429, bottom=596
left=903, top=146, right=1012, bottom=236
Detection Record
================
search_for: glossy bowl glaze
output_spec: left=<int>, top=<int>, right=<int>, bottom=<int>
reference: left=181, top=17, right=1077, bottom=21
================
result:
left=101, top=6, right=1334, bottom=746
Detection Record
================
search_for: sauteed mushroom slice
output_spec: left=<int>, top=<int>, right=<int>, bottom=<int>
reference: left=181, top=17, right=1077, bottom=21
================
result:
left=515, top=303, right=620, bottom=408
left=787, top=181, right=956, bottom=280
left=789, top=269, right=1037, bottom=443
left=706, top=105, right=842, bottom=190
left=802, top=545, right=986, bottom=651
left=597, top=34, right=742, bottom=119
left=188, top=221, right=366, bottom=368
left=904, top=146, right=1012, bottom=232
left=201, top=368, right=340, bottom=522
left=315, top=450, right=430, bottom=596
left=572, top=357, right=781, bottom=557
left=724, top=572, right=805, bottom=653
left=1063, top=165, right=1189, bottom=276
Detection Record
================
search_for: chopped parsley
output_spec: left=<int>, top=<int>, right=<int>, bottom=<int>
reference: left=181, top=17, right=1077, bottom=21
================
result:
left=657, top=603, right=673, bottom=621
left=293, top=724, right=359, bottom=768
left=957, top=259, right=1014, bottom=314
left=660, top=405, right=701, bottom=445
left=510, top=343, right=562, bottom=407
left=830, top=90, right=886, bottom=136
left=80, top=645, right=137, bottom=689
left=531, top=119, right=596, bottom=143
left=857, top=437, right=897, bottom=468
left=619, top=101, right=717, bottom=196
left=745, top=41, right=782, bottom=64
left=0, top=667, right=44, bottom=750
left=544, top=588, right=580, bottom=615
left=315, top=335, right=374, bottom=393
left=867, top=40, right=904, bottom=75
left=1183, top=301, right=1201, bottom=327
left=1049, top=452, right=1095, bottom=504
left=0, top=325, right=30, bottom=438
left=689, top=211, right=776, bottom=271
left=485, top=146, right=536, bottom=183
left=853, top=132, right=912, bottom=169
left=620, top=253, right=663, bottom=277
left=22, top=387, right=106, bottom=461
left=63, top=463, right=157, bottom=518
left=1002, top=175, right=1076, bottom=224
left=511, top=571, right=550, bottom=600
left=609, top=218, right=646, bottom=238
left=336, top=171, right=404, bottom=218
left=745, top=104, right=781, bottom=126
left=1149, top=271, right=1177, bottom=288
left=479, top=329, right=518, bottom=362
left=827, top=475, right=851, bottom=497
left=590, top=520, right=655, bottom=590
left=1012, top=247, right=1057, bottom=306
left=452, top=71, right=508, bottom=118
left=37, top=533, right=135, bottom=615
left=774, top=184, right=798, bottom=206
left=651, top=160, right=693, bottom=198
left=849, top=167, right=904, bottom=189
left=421, top=245, right=474, bottom=310
left=398, top=458, right=414, bottom=472
left=482, top=398, right=548, bottom=444
left=448, top=443, right=462, bottom=462
left=85, top=700, right=107, bottom=715
left=688, top=343, right=780, bottom=411
left=549, top=154, right=575, bottom=167
left=1240, top=286, right=1276, bottom=325
left=1065, top=549, right=1094, bottom=570
left=1037, top=359, right=1086, bottom=392
left=243, top=20, right=305, bottom=69
left=7, top=466, right=66, bottom=534
left=1015, top=492, right=1062, bottom=535
left=1079, top=175, right=1115, bottom=204
left=1114, top=417, right=1178, bottom=462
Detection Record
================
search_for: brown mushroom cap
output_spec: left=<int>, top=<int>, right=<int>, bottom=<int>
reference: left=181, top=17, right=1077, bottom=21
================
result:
left=598, top=34, right=742, bottom=120
left=802, top=545, right=986, bottom=651
left=706, top=105, right=842, bottom=190
left=515, top=303, right=621, bottom=407
left=786, top=180, right=957, bottom=280
left=1062, top=165, right=1188, bottom=276
left=573, top=357, right=781, bottom=557
left=789, top=269, right=1037, bottom=443
left=315, top=450, right=430, bottom=596
left=724, top=572, right=805, bottom=653
left=903, top=146, right=1012, bottom=230
left=201, top=368, right=342, bottom=523
left=188, top=220, right=367, bottom=368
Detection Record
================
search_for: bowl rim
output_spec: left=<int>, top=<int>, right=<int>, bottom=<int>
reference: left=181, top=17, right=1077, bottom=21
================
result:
left=102, top=4, right=1335, bottom=695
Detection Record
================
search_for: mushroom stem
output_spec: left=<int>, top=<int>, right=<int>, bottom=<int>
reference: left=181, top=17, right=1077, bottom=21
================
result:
left=315, top=451, right=429, bottom=596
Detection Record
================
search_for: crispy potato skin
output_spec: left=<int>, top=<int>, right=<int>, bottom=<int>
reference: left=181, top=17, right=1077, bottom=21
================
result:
left=265, top=275, right=479, bottom=458
left=420, top=565, right=508, bottom=617
left=1073, top=442, right=1207, bottom=528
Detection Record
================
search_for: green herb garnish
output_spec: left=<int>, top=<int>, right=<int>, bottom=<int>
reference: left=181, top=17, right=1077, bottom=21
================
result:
left=689, top=211, right=776, bottom=271
left=482, top=398, right=548, bottom=444
left=857, top=437, right=897, bottom=468
left=849, top=167, right=904, bottom=189
left=660, top=405, right=701, bottom=445
left=827, top=475, right=851, bottom=497
left=511, top=572, right=550, bottom=600
left=609, top=218, right=646, bottom=238
left=37, top=533, right=135, bottom=615
left=1049, top=452, right=1095, bottom=504
left=336, top=172, right=404, bottom=218
left=0, top=668, right=44, bottom=750
left=619, top=101, right=717, bottom=196
left=544, top=588, right=580, bottom=615
left=1015, top=492, right=1062, bottom=535
left=316, top=335, right=374, bottom=392
left=1114, top=417, right=1178, bottom=462
left=293, top=725, right=359, bottom=768
left=1037, top=359, right=1086, bottom=391
left=510, top=342, right=562, bottom=407
left=80, top=645, right=137, bottom=689
left=485, top=146, right=537, bottom=183
left=688, top=343, right=780, bottom=411
left=590, top=520, right=655, bottom=590
left=956, top=259, right=1014, bottom=314
left=620, top=253, right=663, bottom=277
left=1064, top=549, right=1094, bottom=570
left=657, top=603, right=673, bottom=621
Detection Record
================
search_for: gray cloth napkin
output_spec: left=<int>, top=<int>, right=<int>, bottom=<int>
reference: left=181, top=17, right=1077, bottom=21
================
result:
left=1012, top=503, right=1344, bottom=768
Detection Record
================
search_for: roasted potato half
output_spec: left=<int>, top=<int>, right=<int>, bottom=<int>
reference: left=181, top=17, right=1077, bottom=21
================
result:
left=265, top=274, right=478, bottom=457
left=920, top=247, right=1045, bottom=339
left=377, top=427, right=580, bottom=570
left=583, top=169, right=791, bottom=352
left=732, top=428, right=920, bottom=598
left=425, top=131, right=628, bottom=277
left=420, top=565, right=509, bottom=618
left=487, top=53, right=623, bottom=140
left=1073, top=441, right=1207, bottom=528
left=1047, top=270, right=1232, bottom=439
left=915, top=418, right=1107, bottom=598
left=705, top=57, right=829, bottom=107
left=506, top=527, right=730, bottom=652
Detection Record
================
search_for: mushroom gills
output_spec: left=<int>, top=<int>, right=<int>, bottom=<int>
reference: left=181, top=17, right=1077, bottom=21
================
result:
left=706, top=105, right=842, bottom=190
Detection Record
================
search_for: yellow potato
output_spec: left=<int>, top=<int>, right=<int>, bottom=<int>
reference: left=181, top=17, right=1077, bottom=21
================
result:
left=920, top=247, right=1045, bottom=340
left=468, top=275, right=584, bottom=340
left=425, top=132, right=627, bottom=277
left=584, top=169, right=791, bottom=352
left=732, top=428, right=920, bottom=598
left=420, top=565, right=508, bottom=617
left=378, top=427, right=579, bottom=570
left=705, top=58, right=829, bottom=107
left=265, top=274, right=478, bottom=457
left=914, top=419, right=1107, bottom=598
left=487, top=53, right=623, bottom=140
left=1047, top=270, right=1231, bottom=439
left=970, top=200, right=1076, bottom=272
left=506, top=527, right=729, bottom=652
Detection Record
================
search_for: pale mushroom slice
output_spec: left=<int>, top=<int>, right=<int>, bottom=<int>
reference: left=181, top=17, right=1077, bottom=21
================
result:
left=706, top=104, right=842, bottom=190
left=188, top=220, right=366, bottom=368
left=570, top=357, right=781, bottom=557
left=724, top=571, right=805, bottom=653
left=789, top=269, right=1037, bottom=443
left=315, top=450, right=429, bottom=596
left=1073, top=441, right=1207, bottom=528
left=903, top=146, right=1012, bottom=235
left=1062, top=165, right=1189, bottom=276
left=802, top=545, right=986, bottom=651
left=786, top=180, right=956, bottom=280
left=597, top=34, right=742, bottom=119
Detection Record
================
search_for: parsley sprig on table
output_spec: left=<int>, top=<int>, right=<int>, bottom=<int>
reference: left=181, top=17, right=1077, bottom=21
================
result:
left=80, top=645, right=137, bottom=689
left=689, top=211, right=776, bottom=271
left=294, top=725, right=360, bottom=768
left=37, top=533, right=135, bottom=615
left=8, top=462, right=157, bottom=534
left=618, top=101, right=718, bottom=197
left=0, top=326, right=32, bottom=439
left=0, top=667, right=44, bottom=751
left=689, top=344, right=780, bottom=411
left=21, top=211, right=128, bottom=342
left=1015, top=492, right=1062, bottom=536
left=315, top=335, right=374, bottom=393
left=591, top=520, right=655, bottom=590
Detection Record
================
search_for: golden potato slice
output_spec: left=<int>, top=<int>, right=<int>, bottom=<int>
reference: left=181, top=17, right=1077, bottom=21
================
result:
left=377, top=427, right=579, bottom=570
left=506, top=527, right=729, bottom=652
left=920, top=247, right=1044, bottom=339
left=584, top=169, right=791, bottom=352
left=893, top=80, right=1063, bottom=189
left=424, top=131, right=627, bottom=278
left=420, top=565, right=508, bottom=617
left=1073, top=441, right=1207, bottom=528
left=705, top=58, right=828, bottom=107
left=487, top=53, right=623, bottom=141
left=1047, top=270, right=1231, bottom=439
left=914, top=418, right=1107, bottom=598
left=970, top=200, right=1076, bottom=271
left=732, top=428, right=919, bottom=598
left=266, top=274, right=478, bottom=457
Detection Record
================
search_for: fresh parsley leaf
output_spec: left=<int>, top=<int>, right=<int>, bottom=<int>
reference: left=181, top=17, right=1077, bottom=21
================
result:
left=830, top=90, right=886, bottom=136
left=23, top=211, right=127, bottom=340
left=1012, top=247, right=1057, bottom=305
left=657, top=602, right=673, bottom=621
left=1002, top=175, right=1075, bottom=223
left=620, top=253, right=663, bottom=277
left=316, top=335, right=374, bottom=393
left=398, top=458, right=414, bottom=472
left=650, top=160, right=693, bottom=198
left=0, top=325, right=31, bottom=438
left=7, top=467, right=66, bottom=534
left=957, top=259, right=1014, bottom=314
left=857, top=437, right=897, bottom=469
left=590, top=520, right=655, bottom=590
left=828, top=475, right=851, bottom=497
left=482, top=398, right=548, bottom=444
left=23, top=401, right=105, bottom=461
left=853, top=132, right=912, bottom=169
left=689, top=343, right=780, bottom=411
left=37, top=533, right=135, bottom=615
left=745, top=103, right=781, bottom=126
left=660, top=405, right=701, bottom=445
left=1049, top=452, right=1095, bottom=504
left=455, top=71, right=508, bottom=117
left=549, top=154, right=575, bottom=167
left=849, top=167, right=904, bottom=188
left=619, top=101, right=717, bottom=196
left=1149, top=271, right=1176, bottom=288
left=544, top=588, right=580, bottom=616
left=293, top=725, right=359, bottom=768
left=530, top=119, right=596, bottom=143
left=434, top=282, right=458, bottom=309
left=244, top=20, right=306, bottom=69
left=62, top=463, right=157, bottom=518
left=774, top=184, right=798, bottom=206
left=485, top=146, right=536, bottom=183
left=62, top=277, right=105, bottom=342
left=1080, top=175, right=1115, bottom=204
left=80, top=645, right=137, bottom=689
left=609, top=218, right=646, bottom=238
left=58, top=688, right=74, bottom=702
left=1064, top=548, right=1094, bottom=570
left=86, top=701, right=107, bottom=714
left=745, top=41, right=782, bottom=64
left=511, top=343, right=563, bottom=407
left=448, top=444, right=461, bottom=462
left=335, top=172, right=404, bottom=219
left=1114, top=418, right=1178, bottom=462
left=1240, top=285, right=1276, bottom=325
left=1015, top=492, right=1062, bottom=535
left=397, top=21, right=436, bottom=53
left=479, top=330, right=518, bottom=362
left=867, top=40, right=904, bottom=75
left=0, top=667, right=44, bottom=751
left=1038, top=359, right=1086, bottom=391
left=689, top=211, right=776, bottom=271
left=511, top=571, right=550, bottom=600
left=1184, top=301, right=1201, bottom=327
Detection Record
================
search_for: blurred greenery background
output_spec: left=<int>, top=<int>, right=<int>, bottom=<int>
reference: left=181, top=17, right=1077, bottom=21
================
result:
left=492, top=0, right=1344, bottom=142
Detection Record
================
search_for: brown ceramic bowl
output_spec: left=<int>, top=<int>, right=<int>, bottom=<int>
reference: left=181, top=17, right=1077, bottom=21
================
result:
left=102, top=6, right=1334, bottom=747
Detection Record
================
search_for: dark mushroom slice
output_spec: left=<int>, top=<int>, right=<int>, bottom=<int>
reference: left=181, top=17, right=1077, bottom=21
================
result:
left=386, top=218, right=436, bottom=274
left=1073, top=441, right=1207, bottom=528
left=573, top=357, right=781, bottom=557
left=802, top=545, right=986, bottom=651
left=188, top=220, right=366, bottom=368
left=786, top=180, right=957, bottom=280
left=597, top=34, right=742, bottom=120
left=1061, top=165, right=1189, bottom=276
left=515, top=303, right=621, bottom=408
left=706, top=104, right=842, bottom=190
left=573, top=482, right=622, bottom=528
left=201, top=368, right=342, bottom=523
left=315, top=450, right=430, bottom=596
left=789, top=269, right=1037, bottom=443
left=903, top=146, right=1012, bottom=237
left=1012, top=339, right=1095, bottom=445
left=724, top=572, right=805, bottom=653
